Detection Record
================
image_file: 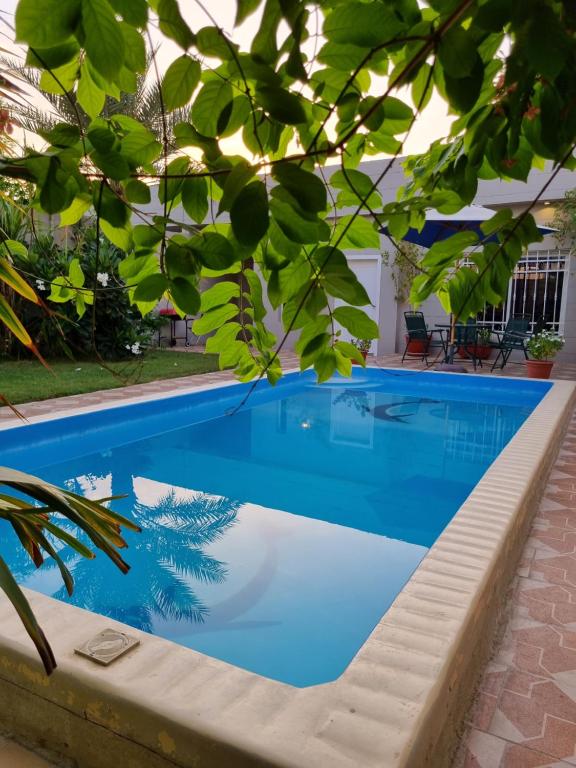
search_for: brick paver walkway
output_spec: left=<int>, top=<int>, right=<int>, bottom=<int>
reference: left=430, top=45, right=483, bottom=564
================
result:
left=2, top=349, right=576, bottom=768
left=454, top=418, right=576, bottom=766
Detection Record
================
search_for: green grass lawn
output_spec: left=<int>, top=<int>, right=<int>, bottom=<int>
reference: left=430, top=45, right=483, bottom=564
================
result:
left=0, top=350, right=220, bottom=405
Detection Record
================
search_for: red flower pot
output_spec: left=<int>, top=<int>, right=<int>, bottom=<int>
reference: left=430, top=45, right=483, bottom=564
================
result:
left=526, top=360, right=554, bottom=379
left=405, top=335, right=429, bottom=354
left=465, top=344, right=492, bottom=360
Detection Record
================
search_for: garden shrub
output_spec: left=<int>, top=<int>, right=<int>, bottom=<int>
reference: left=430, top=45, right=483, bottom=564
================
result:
left=7, top=222, right=160, bottom=361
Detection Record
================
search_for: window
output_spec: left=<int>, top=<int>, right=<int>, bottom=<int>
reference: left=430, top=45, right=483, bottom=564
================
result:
left=475, top=249, right=569, bottom=332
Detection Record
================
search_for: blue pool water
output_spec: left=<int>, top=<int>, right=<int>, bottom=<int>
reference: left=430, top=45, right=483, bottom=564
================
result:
left=0, top=370, right=550, bottom=686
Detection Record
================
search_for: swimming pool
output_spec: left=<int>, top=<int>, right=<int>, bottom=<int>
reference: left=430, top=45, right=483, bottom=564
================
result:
left=0, top=369, right=551, bottom=687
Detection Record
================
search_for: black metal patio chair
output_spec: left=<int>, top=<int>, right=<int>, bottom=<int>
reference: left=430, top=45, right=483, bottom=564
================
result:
left=490, top=315, right=531, bottom=371
left=402, top=311, right=447, bottom=365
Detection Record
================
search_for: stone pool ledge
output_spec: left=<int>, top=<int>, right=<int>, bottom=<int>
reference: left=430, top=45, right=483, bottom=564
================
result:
left=0, top=374, right=573, bottom=768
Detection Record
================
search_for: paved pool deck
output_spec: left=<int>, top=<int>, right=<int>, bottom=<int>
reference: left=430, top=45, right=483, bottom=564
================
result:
left=2, top=350, right=576, bottom=768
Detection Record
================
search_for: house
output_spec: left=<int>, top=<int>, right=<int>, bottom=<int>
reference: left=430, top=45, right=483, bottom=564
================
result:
left=147, top=158, right=576, bottom=361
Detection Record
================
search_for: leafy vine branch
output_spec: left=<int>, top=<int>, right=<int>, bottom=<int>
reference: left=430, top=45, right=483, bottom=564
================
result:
left=0, top=0, right=574, bottom=671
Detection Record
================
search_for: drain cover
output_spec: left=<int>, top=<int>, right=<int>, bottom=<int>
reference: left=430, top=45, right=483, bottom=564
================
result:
left=75, top=628, right=140, bottom=666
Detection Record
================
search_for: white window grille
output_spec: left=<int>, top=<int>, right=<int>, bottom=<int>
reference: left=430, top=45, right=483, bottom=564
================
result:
left=474, top=248, right=570, bottom=333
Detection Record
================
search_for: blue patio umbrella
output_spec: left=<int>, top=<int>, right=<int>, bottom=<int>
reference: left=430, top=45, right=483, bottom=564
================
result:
left=380, top=204, right=554, bottom=248
left=380, top=205, right=555, bottom=366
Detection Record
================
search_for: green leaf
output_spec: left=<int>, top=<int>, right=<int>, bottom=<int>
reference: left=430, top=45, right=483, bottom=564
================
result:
left=87, top=123, right=114, bottom=152
left=133, top=273, right=168, bottom=302
left=323, top=2, right=402, bottom=48
left=381, top=96, right=413, bottom=131
left=77, top=62, right=106, bottom=119
left=15, top=0, right=81, bottom=47
left=334, top=347, right=353, bottom=377
left=120, top=22, right=146, bottom=72
left=0, top=256, right=38, bottom=304
left=273, top=163, right=327, bottom=213
left=245, top=269, right=266, bottom=321
left=0, top=555, right=56, bottom=675
left=191, top=80, right=234, bottom=137
left=200, top=281, right=238, bottom=312
left=162, top=55, right=201, bottom=111
left=97, top=184, right=129, bottom=227
left=120, top=127, right=162, bottom=166
left=270, top=197, right=330, bottom=244
left=295, top=315, right=331, bottom=354
left=170, top=277, right=200, bottom=315
left=444, top=55, right=484, bottom=114
left=39, top=159, right=69, bottom=214
left=333, top=306, right=378, bottom=339
left=68, top=258, right=84, bottom=288
left=157, top=0, right=195, bottom=49
left=124, top=179, right=151, bottom=204
left=526, top=5, right=569, bottom=79
left=196, top=26, right=237, bottom=60
left=193, top=303, right=239, bottom=335
left=251, top=0, right=282, bottom=64
left=190, top=232, right=236, bottom=269
left=422, top=231, right=479, bottom=267
left=236, top=0, right=262, bottom=25
left=26, top=41, right=80, bottom=69
left=230, top=181, right=269, bottom=246
left=48, top=275, right=73, bottom=303
left=182, top=176, right=208, bottom=223
left=314, top=349, right=337, bottom=383
left=256, top=86, right=306, bottom=125
left=313, top=246, right=371, bottom=306
left=439, top=27, right=478, bottom=78
left=330, top=169, right=381, bottom=209
left=219, top=96, right=252, bottom=139
left=217, top=163, right=254, bottom=216
left=0, top=240, right=27, bottom=260
left=335, top=340, right=365, bottom=365
left=158, top=155, right=189, bottom=204
left=411, top=63, right=433, bottom=111
left=205, top=321, right=241, bottom=353
left=43, top=123, right=81, bottom=148
left=0, top=295, right=34, bottom=349
left=81, top=0, right=125, bottom=80
left=109, top=0, right=148, bottom=26
left=318, top=41, right=386, bottom=74
left=480, top=209, right=513, bottom=236
left=133, top=226, right=162, bottom=248
left=333, top=215, right=379, bottom=249
left=39, top=58, right=79, bottom=95
left=91, top=150, right=130, bottom=181
left=100, top=219, right=132, bottom=251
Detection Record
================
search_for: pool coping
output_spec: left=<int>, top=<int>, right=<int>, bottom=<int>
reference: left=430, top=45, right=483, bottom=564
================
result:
left=0, top=369, right=573, bottom=768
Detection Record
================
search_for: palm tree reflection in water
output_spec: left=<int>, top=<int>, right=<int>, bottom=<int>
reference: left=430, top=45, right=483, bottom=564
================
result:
left=51, top=485, right=241, bottom=633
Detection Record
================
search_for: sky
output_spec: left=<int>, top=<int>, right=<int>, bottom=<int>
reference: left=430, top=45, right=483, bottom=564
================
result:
left=0, top=0, right=455, bottom=157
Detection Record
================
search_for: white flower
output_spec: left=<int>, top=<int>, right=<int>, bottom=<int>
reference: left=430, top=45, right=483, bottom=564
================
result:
left=96, top=272, right=109, bottom=287
left=130, top=342, right=141, bottom=355
left=125, top=344, right=131, bottom=350
left=35, top=279, right=46, bottom=291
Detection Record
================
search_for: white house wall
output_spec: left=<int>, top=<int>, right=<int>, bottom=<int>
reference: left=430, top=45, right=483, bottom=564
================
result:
left=140, top=159, right=575, bottom=359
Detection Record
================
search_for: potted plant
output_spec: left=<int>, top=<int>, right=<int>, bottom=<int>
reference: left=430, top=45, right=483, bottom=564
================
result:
left=351, top=338, right=371, bottom=363
left=526, top=330, right=564, bottom=379
left=468, top=327, right=493, bottom=360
